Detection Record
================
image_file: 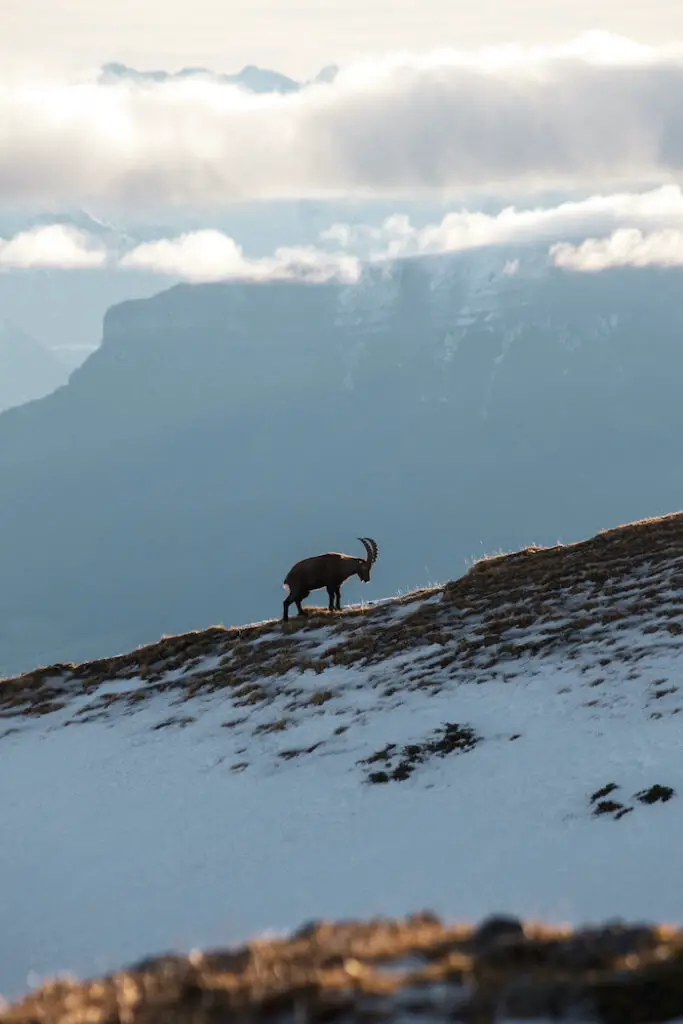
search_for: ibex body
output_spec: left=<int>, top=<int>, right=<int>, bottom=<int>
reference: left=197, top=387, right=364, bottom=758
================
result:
left=282, top=537, right=378, bottom=622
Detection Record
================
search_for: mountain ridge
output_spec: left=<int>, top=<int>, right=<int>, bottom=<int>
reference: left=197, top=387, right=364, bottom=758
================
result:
left=4, top=507, right=683, bottom=708
left=97, top=60, right=339, bottom=92
left=2, top=251, right=683, bottom=677
left=0, top=318, right=69, bottom=413
left=2, top=510, right=683, bottom=1016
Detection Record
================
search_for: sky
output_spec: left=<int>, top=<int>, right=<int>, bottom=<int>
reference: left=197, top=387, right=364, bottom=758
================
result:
left=4, top=0, right=683, bottom=78
left=4, top=2, right=683, bottom=280
left=3, top=33, right=683, bottom=211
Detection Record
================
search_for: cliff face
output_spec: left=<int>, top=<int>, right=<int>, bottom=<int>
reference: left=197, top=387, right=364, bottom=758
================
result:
left=1, top=249, right=683, bottom=674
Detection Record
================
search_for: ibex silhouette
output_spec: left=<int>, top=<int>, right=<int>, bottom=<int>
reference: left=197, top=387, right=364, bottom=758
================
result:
left=282, top=537, right=379, bottom=622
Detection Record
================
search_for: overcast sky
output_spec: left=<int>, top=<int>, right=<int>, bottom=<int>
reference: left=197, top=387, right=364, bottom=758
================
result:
left=4, top=0, right=683, bottom=277
left=4, top=0, right=683, bottom=77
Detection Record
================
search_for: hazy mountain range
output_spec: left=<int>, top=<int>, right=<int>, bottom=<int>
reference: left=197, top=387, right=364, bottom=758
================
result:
left=0, top=243, right=681, bottom=676
left=97, top=61, right=340, bottom=92
left=0, top=199, right=458, bottom=371
left=0, top=319, right=70, bottom=412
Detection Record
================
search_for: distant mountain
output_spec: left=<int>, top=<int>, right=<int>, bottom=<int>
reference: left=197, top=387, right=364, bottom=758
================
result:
left=0, top=196, right=450, bottom=365
left=97, top=60, right=340, bottom=92
left=98, top=61, right=302, bottom=93
left=0, top=319, right=69, bottom=412
left=1, top=247, right=683, bottom=676
left=0, top=262, right=165, bottom=371
left=28, top=209, right=122, bottom=239
left=0, top=208, right=151, bottom=370
left=312, top=64, right=340, bottom=84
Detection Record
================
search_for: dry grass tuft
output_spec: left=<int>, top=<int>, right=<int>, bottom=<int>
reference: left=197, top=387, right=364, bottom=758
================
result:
left=4, top=911, right=683, bottom=1024
left=5, top=508, right=683, bottom=723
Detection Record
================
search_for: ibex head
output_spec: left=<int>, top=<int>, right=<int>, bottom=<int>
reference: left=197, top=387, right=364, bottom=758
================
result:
left=357, top=537, right=379, bottom=582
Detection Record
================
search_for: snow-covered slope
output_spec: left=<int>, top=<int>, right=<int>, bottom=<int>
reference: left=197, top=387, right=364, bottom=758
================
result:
left=1, top=512, right=683, bottom=1005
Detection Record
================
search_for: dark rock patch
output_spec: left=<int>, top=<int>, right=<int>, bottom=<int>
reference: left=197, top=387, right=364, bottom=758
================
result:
left=590, top=782, right=619, bottom=803
left=471, top=914, right=525, bottom=951
left=589, top=781, right=676, bottom=819
left=360, top=723, right=480, bottom=783
left=278, top=742, right=322, bottom=760
left=590, top=785, right=634, bottom=819
left=636, top=784, right=675, bottom=804
left=593, top=800, right=633, bottom=820
left=151, top=715, right=196, bottom=730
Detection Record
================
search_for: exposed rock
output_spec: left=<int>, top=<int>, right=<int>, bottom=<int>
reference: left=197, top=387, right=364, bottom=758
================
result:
left=359, top=723, right=480, bottom=783
left=3, top=912, right=683, bottom=1023
left=636, top=785, right=675, bottom=805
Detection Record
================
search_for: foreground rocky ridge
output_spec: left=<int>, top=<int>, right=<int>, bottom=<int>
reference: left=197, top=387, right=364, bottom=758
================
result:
left=3, top=912, right=683, bottom=1023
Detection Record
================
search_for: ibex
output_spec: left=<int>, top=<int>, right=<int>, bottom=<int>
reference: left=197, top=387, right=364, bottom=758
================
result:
left=282, top=537, right=379, bottom=622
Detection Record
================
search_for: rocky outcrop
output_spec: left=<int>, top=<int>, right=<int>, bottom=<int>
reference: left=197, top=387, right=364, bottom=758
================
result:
left=3, top=912, right=683, bottom=1023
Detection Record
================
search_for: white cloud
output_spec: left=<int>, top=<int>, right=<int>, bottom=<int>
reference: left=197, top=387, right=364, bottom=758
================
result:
left=550, top=228, right=683, bottom=271
left=322, top=184, right=683, bottom=259
left=0, top=224, right=106, bottom=268
left=119, top=229, right=361, bottom=282
left=118, top=184, right=683, bottom=280
left=7, top=183, right=683, bottom=279
left=5, top=34, right=683, bottom=209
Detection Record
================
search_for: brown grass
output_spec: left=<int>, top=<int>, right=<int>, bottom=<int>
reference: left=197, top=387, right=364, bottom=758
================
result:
left=5, top=509, right=683, bottom=722
left=4, top=912, right=683, bottom=1024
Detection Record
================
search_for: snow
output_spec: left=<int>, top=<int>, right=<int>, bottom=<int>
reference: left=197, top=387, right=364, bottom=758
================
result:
left=1, top=573, right=683, bottom=1009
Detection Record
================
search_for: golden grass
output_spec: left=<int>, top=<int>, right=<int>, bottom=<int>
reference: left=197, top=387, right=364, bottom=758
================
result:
left=4, top=911, right=683, bottom=1024
left=4, top=508, right=683, bottom=723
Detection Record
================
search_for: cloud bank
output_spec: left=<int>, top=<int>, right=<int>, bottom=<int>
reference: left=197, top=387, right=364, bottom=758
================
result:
left=0, top=224, right=106, bottom=268
left=6, top=185, right=683, bottom=279
left=115, top=184, right=683, bottom=279
left=119, top=230, right=360, bottom=282
left=4, top=33, right=683, bottom=209
left=550, top=229, right=683, bottom=271
left=322, top=185, right=683, bottom=259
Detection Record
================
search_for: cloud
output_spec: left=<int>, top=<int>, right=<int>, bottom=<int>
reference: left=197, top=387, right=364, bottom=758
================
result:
left=550, top=228, right=683, bottom=271
left=7, top=183, right=683, bottom=279
left=119, top=230, right=361, bottom=282
left=0, top=224, right=106, bottom=268
left=5, top=33, right=683, bottom=209
left=117, top=184, right=683, bottom=280
left=322, top=184, right=683, bottom=259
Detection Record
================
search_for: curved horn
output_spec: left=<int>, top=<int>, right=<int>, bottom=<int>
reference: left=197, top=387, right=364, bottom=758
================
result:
left=358, top=537, right=378, bottom=564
